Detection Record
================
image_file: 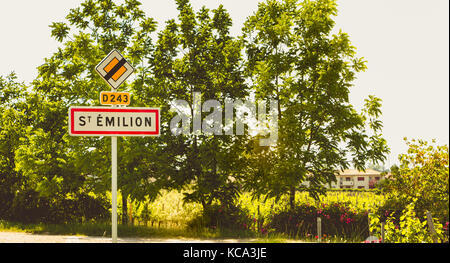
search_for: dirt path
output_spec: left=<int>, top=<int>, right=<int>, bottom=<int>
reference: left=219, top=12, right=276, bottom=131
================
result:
left=0, top=231, right=262, bottom=243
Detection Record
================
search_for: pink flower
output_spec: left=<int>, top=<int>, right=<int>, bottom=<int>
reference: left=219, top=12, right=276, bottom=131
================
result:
left=362, top=239, right=382, bottom=244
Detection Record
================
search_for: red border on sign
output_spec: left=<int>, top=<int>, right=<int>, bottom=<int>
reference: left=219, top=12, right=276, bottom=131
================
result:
left=70, top=107, right=160, bottom=136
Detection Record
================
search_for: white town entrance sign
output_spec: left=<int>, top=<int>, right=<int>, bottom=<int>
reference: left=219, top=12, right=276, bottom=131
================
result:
left=69, top=107, right=160, bottom=136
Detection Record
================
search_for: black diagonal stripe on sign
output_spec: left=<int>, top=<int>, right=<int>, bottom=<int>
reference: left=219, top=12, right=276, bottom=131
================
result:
left=104, top=58, right=127, bottom=81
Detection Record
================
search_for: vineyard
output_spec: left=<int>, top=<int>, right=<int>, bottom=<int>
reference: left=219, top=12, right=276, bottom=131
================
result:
left=119, top=189, right=448, bottom=243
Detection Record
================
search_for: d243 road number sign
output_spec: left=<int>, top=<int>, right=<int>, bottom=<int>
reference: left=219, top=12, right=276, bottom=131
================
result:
left=100, top=91, right=131, bottom=105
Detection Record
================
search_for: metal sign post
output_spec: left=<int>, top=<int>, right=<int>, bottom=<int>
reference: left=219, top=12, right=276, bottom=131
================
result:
left=111, top=89, right=118, bottom=243
left=111, top=134, right=118, bottom=243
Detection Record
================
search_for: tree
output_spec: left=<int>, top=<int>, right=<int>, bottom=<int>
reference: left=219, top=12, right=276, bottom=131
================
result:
left=242, top=0, right=389, bottom=208
left=151, top=0, right=248, bottom=210
left=13, top=0, right=160, bottom=223
left=0, top=73, right=30, bottom=219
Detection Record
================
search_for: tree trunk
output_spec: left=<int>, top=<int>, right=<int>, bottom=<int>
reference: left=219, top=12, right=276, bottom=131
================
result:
left=122, top=193, right=128, bottom=225
left=289, top=187, right=295, bottom=210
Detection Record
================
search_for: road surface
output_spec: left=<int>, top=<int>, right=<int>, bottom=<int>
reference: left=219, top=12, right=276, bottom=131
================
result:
left=0, top=231, right=261, bottom=243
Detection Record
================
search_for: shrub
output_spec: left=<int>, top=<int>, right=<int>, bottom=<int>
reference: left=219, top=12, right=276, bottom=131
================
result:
left=267, top=202, right=369, bottom=239
left=8, top=189, right=51, bottom=223
left=6, top=189, right=109, bottom=224
left=372, top=200, right=446, bottom=243
left=381, top=139, right=449, bottom=224
left=188, top=203, right=252, bottom=234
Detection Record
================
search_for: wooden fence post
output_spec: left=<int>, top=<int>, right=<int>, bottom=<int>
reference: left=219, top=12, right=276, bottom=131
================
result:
left=317, top=217, right=322, bottom=243
left=426, top=211, right=438, bottom=243
left=257, top=204, right=261, bottom=232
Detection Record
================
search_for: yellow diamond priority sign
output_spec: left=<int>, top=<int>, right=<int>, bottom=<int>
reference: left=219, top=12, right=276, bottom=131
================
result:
left=95, top=49, right=134, bottom=90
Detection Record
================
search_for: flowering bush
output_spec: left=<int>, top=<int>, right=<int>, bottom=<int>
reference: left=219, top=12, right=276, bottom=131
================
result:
left=443, top=221, right=449, bottom=242
left=266, top=202, right=369, bottom=239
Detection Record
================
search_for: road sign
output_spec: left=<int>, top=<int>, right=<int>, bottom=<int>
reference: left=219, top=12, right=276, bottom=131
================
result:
left=69, top=107, right=160, bottom=136
left=95, top=49, right=134, bottom=89
left=100, top=91, right=131, bottom=105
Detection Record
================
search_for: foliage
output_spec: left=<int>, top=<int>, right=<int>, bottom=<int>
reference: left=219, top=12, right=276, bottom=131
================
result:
left=239, top=190, right=386, bottom=240
left=0, top=73, right=30, bottom=219
left=10, top=0, right=163, bottom=223
left=188, top=203, right=252, bottom=235
left=129, top=189, right=386, bottom=240
left=135, top=189, right=202, bottom=226
left=6, top=189, right=109, bottom=224
left=151, top=0, right=248, bottom=210
left=381, top=138, right=449, bottom=223
left=267, top=202, right=370, bottom=239
left=241, top=0, right=389, bottom=208
left=371, top=200, right=446, bottom=243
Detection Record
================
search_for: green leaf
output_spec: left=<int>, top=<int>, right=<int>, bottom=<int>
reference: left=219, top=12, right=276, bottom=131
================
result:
left=49, top=22, right=70, bottom=42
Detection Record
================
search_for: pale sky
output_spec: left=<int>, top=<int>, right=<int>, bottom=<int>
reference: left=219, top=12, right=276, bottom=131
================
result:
left=0, top=0, right=448, bottom=167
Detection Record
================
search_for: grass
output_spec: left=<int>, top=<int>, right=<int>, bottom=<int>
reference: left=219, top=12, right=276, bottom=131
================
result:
left=0, top=220, right=365, bottom=243
left=0, top=220, right=205, bottom=238
left=0, top=220, right=311, bottom=243
left=0, top=220, right=167, bottom=237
